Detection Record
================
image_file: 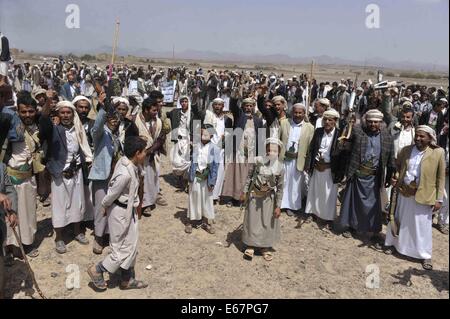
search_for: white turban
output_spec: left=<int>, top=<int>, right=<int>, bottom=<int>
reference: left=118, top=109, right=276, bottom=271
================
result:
left=212, top=98, right=225, bottom=105
left=416, top=125, right=438, bottom=147
left=72, top=95, right=92, bottom=107
left=412, top=91, right=421, bottom=98
left=55, top=101, right=93, bottom=162
left=323, top=108, right=340, bottom=120
left=112, top=97, right=130, bottom=107
left=402, top=101, right=413, bottom=108
left=292, top=103, right=307, bottom=111
left=242, top=98, right=256, bottom=106
left=265, top=137, right=283, bottom=148
left=272, top=96, right=287, bottom=110
left=317, top=98, right=331, bottom=108
left=365, top=109, right=384, bottom=122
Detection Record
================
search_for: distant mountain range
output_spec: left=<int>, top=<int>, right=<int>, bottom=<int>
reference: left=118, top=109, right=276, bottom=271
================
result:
left=36, top=46, right=449, bottom=73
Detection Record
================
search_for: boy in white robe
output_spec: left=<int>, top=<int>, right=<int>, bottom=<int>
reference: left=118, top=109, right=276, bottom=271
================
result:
left=87, top=136, right=148, bottom=291
left=185, top=126, right=220, bottom=234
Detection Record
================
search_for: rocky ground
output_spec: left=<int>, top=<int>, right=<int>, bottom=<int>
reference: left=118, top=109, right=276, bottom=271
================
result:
left=4, top=148, right=449, bottom=299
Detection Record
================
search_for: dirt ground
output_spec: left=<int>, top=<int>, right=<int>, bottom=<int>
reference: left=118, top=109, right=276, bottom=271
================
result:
left=4, top=140, right=449, bottom=300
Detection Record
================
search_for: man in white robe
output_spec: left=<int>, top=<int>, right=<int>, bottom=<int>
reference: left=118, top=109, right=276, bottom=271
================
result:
left=4, top=91, right=41, bottom=258
left=280, top=104, right=315, bottom=216
left=305, top=109, right=344, bottom=228
left=39, top=100, right=93, bottom=254
left=385, top=126, right=446, bottom=270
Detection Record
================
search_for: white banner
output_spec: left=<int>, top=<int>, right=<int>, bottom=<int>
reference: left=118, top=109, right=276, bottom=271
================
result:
left=161, top=80, right=177, bottom=104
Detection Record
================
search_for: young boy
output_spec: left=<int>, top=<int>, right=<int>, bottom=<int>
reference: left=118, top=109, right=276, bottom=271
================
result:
left=185, top=125, right=220, bottom=234
left=87, top=136, right=148, bottom=291
left=240, top=137, right=284, bottom=261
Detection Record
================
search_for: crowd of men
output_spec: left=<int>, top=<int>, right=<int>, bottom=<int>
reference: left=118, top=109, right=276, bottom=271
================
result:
left=0, top=31, right=449, bottom=295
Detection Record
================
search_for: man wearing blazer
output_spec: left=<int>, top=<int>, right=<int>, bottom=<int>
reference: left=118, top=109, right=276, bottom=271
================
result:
left=339, top=109, right=395, bottom=246
left=59, top=71, right=80, bottom=101
left=279, top=103, right=315, bottom=216
left=385, top=125, right=446, bottom=270
left=304, top=109, right=346, bottom=227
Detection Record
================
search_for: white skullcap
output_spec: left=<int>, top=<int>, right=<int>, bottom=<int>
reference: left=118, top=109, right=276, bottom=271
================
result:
left=356, top=87, right=364, bottom=92
left=365, top=109, right=384, bottom=121
left=412, top=91, right=421, bottom=97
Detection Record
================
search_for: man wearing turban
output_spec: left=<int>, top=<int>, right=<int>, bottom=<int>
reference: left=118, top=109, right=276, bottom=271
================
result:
left=339, top=109, right=395, bottom=248
left=385, top=125, right=446, bottom=270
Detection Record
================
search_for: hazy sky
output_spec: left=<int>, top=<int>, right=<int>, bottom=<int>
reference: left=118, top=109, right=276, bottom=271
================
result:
left=0, top=0, right=448, bottom=65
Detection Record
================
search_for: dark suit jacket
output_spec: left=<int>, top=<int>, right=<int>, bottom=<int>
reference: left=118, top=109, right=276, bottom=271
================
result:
left=59, top=82, right=80, bottom=101
left=345, top=125, right=395, bottom=186
left=166, top=108, right=195, bottom=142
left=419, top=110, right=444, bottom=136
left=256, top=95, right=278, bottom=129
left=39, top=115, right=87, bottom=178
left=306, top=127, right=345, bottom=183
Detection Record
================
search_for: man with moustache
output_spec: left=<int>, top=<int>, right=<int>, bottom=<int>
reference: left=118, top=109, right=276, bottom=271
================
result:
left=339, top=109, right=395, bottom=248
left=304, top=108, right=345, bottom=228
left=2, top=91, right=42, bottom=259
left=385, top=126, right=446, bottom=270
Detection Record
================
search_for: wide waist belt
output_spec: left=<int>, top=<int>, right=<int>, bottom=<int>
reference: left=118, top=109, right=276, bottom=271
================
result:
left=7, top=166, right=33, bottom=184
left=356, top=165, right=378, bottom=177
left=315, top=161, right=331, bottom=172
left=113, top=200, right=128, bottom=209
left=398, top=183, right=418, bottom=198
left=284, top=151, right=298, bottom=160
left=62, top=164, right=83, bottom=179
left=195, top=168, right=209, bottom=181
left=251, top=190, right=273, bottom=198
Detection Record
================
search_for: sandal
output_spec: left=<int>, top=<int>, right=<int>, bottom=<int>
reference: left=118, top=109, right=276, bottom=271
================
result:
left=436, top=224, right=449, bottom=235
left=87, top=264, right=107, bottom=290
left=261, top=249, right=273, bottom=262
left=244, top=248, right=254, bottom=260
left=422, top=259, right=433, bottom=271
left=384, top=246, right=395, bottom=255
left=120, top=278, right=148, bottom=290
left=342, top=230, right=353, bottom=238
left=26, top=248, right=39, bottom=258
left=203, top=223, right=216, bottom=234
left=185, top=224, right=192, bottom=234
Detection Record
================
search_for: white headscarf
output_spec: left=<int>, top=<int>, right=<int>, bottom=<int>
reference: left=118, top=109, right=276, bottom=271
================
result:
left=416, top=125, right=438, bottom=147
left=55, top=101, right=93, bottom=162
